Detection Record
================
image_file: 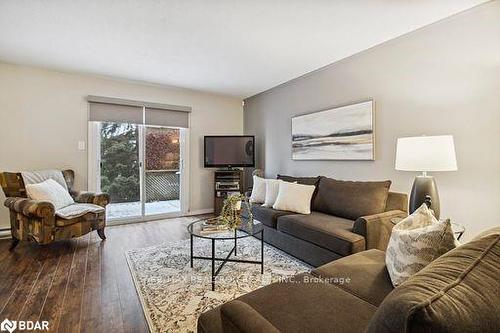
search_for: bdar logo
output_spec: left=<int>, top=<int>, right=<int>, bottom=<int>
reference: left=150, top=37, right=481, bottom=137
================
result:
left=0, top=319, right=16, bottom=333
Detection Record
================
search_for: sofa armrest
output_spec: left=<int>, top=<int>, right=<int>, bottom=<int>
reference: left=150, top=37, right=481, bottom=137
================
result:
left=352, top=210, right=407, bottom=251
left=4, top=197, right=55, bottom=218
left=72, top=191, right=110, bottom=207
left=221, top=300, right=280, bottom=333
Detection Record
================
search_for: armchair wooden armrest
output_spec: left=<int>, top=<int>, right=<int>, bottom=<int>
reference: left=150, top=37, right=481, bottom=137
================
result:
left=352, top=210, right=407, bottom=251
left=71, top=191, right=110, bottom=207
left=4, top=197, right=55, bottom=218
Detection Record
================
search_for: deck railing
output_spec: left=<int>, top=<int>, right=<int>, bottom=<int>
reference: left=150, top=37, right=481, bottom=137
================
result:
left=145, top=170, right=180, bottom=202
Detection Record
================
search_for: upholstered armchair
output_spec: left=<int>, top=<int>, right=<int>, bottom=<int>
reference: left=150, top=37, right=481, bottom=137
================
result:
left=0, top=169, right=109, bottom=249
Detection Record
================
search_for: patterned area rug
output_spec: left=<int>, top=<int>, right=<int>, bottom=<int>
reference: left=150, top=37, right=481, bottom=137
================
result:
left=126, top=235, right=310, bottom=333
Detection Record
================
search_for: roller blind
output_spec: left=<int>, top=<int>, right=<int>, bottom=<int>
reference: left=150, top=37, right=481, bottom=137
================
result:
left=88, top=102, right=143, bottom=124
left=87, top=96, right=191, bottom=128
left=145, top=107, right=189, bottom=128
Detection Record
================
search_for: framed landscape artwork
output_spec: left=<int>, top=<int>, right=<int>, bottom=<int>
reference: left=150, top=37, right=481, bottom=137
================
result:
left=291, top=100, right=374, bottom=160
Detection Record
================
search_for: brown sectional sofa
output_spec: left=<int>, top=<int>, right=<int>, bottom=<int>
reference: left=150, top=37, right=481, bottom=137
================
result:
left=243, top=175, right=408, bottom=266
left=198, top=227, right=500, bottom=333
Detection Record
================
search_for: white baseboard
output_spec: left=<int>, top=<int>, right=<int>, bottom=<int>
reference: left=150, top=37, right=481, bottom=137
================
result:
left=107, top=208, right=215, bottom=226
left=0, top=209, right=214, bottom=237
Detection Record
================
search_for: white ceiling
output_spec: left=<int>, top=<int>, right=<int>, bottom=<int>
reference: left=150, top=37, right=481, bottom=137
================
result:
left=0, top=0, right=488, bottom=98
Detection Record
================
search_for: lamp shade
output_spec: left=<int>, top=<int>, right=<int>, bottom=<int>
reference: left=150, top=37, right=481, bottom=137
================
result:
left=395, top=135, right=457, bottom=172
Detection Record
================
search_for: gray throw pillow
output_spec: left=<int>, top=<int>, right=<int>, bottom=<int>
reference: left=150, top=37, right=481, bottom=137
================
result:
left=312, top=177, right=391, bottom=220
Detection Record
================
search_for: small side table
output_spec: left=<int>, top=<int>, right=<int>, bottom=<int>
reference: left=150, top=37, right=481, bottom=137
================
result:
left=390, top=218, right=465, bottom=241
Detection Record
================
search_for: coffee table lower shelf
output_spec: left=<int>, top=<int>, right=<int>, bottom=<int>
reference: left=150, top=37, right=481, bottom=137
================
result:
left=190, top=229, right=264, bottom=291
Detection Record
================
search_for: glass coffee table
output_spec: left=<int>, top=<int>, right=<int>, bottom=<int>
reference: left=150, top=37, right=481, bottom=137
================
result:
left=187, top=218, right=264, bottom=291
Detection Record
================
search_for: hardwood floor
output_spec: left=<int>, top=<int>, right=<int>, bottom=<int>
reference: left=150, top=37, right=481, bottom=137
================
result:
left=0, top=216, right=202, bottom=333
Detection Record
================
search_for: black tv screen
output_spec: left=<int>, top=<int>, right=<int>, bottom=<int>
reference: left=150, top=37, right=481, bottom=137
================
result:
left=204, top=136, right=255, bottom=168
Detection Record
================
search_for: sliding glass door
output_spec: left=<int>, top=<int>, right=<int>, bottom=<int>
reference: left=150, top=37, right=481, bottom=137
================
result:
left=89, top=122, right=187, bottom=222
left=100, top=122, right=142, bottom=220
left=144, top=126, right=181, bottom=216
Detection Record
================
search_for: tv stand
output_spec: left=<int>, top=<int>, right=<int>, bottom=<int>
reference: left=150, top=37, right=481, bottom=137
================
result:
left=213, top=169, right=243, bottom=215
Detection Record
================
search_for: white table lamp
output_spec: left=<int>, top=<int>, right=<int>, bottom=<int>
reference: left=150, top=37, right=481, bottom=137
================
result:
left=395, top=135, right=457, bottom=218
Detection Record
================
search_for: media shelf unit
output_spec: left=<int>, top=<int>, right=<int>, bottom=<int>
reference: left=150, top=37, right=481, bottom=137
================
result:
left=213, top=169, right=243, bottom=215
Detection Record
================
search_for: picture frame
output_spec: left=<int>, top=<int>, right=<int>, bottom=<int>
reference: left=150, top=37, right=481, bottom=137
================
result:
left=291, top=100, right=375, bottom=160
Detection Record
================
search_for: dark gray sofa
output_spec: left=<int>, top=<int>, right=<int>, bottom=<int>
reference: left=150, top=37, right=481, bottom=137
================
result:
left=242, top=175, right=408, bottom=267
left=198, top=228, right=500, bottom=333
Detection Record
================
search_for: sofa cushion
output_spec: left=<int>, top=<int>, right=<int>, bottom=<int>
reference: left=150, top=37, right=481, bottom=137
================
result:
left=233, top=273, right=377, bottom=333
left=277, top=212, right=365, bottom=256
left=312, top=249, right=393, bottom=306
left=277, top=175, right=320, bottom=206
left=249, top=175, right=266, bottom=204
left=198, top=304, right=223, bottom=333
left=263, top=179, right=282, bottom=208
left=21, top=169, right=69, bottom=191
left=312, top=177, right=391, bottom=220
left=272, top=182, right=316, bottom=214
left=25, top=178, right=75, bottom=210
left=385, top=192, right=408, bottom=213
left=221, top=300, right=280, bottom=333
left=55, top=210, right=105, bottom=227
left=247, top=205, right=295, bottom=229
left=56, top=203, right=104, bottom=219
left=277, top=174, right=320, bottom=186
left=367, top=227, right=500, bottom=333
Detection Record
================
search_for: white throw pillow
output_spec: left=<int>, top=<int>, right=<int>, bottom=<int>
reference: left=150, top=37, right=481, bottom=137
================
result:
left=385, top=204, right=456, bottom=286
left=273, top=182, right=315, bottom=214
left=263, top=179, right=282, bottom=207
left=249, top=175, right=266, bottom=204
left=25, top=178, right=75, bottom=210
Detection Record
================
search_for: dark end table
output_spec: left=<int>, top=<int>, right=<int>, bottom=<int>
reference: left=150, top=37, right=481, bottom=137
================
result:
left=187, top=218, right=264, bottom=291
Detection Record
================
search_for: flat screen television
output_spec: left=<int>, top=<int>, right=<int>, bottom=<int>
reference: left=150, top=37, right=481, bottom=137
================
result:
left=204, top=136, right=255, bottom=168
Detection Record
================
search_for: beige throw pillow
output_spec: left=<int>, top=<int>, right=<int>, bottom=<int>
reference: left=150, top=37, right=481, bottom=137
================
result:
left=263, top=179, right=282, bottom=207
left=385, top=203, right=456, bottom=286
left=25, top=178, right=75, bottom=210
left=273, top=182, right=315, bottom=214
left=249, top=175, right=266, bottom=204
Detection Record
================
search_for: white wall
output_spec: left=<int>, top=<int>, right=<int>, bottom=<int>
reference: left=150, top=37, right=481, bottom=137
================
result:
left=0, top=63, right=243, bottom=229
left=244, top=2, right=500, bottom=241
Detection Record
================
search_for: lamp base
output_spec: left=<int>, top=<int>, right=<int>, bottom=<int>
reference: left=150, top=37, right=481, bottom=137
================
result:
left=409, top=175, right=440, bottom=219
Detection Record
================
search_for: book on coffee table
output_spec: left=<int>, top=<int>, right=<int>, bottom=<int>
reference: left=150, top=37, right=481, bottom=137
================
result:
left=200, top=224, right=229, bottom=235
